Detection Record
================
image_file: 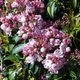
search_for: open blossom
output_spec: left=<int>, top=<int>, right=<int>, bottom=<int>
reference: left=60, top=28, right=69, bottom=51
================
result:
left=66, top=47, right=71, bottom=52
left=22, top=34, right=28, bottom=39
left=42, top=59, right=52, bottom=69
left=54, top=49, right=63, bottom=58
left=40, top=47, right=46, bottom=53
left=34, top=54, right=42, bottom=62
left=60, top=42, right=67, bottom=54
left=0, top=24, right=6, bottom=30
left=5, top=27, right=12, bottom=36
left=6, top=13, right=13, bottom=19
left=11, top=1, right=19, bottom=8
left=54, top=39, right=61, bottom=46
left=25, top=55, right=36, bottom=64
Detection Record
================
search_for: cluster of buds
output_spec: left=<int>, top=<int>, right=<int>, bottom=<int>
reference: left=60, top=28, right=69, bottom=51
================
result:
left=70, top=49, right=80, bottom=65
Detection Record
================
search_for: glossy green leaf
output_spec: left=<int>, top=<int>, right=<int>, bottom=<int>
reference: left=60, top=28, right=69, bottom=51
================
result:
left=3, top=77, right=8, bottom=80
left=47, top=6, right=51, bottom=17
left=70, top=71, right=76, bottom=77
left=51, top=2, right=55, bottom=17
left=34, top=65, right=39, bottom=74
left=53, top=74, right=58, bottom=79
left=29, top=64, right=34, bottom=69
left=9, top=71, right=16, bottom=80
left=9, top=44, right=15, bottom=52
left=73, top=0, right=77, bottom=8
left=4, top=55, right=18, bottom=60
left=12, top=44, right=26, bottom=54
left=12, top=35, right=20, bottom=43
left=46, top=73, right=51, bottom=78
left=2, top=71, right=9, bottom=75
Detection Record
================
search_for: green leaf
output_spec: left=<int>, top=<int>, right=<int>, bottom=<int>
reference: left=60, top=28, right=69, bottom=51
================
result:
left=12, top=35, right=20, bottom=43
left=6, top=63, right=19, bottom=69
left=9, top=68, right=21, bottom=80
left=4, top=55, right=18, bottom=60
left=53, top=74, right=58, bottom=79
left=47, top=6, right=51, bottom=17
left=46, top=73, right=51, bottom=79
left=34, top=65, right=39, bottom=74
left=3, top=77, right=8, bottom=80
left=12, top=44, right=26, bottom=54
left=9, top=44, right=15, bottom=52
left=67, top=59, right=77, bottom=66
left=30, top=77, right=34, bottom=80
left=73, top=0, right=77, bottom=8
left=54, top=7, right=57, bottom=14
left=70, top=71, right=76, bottom=77
left=51, top=2, right=55, bottom=18
left=9, top=71, right=16, bottom=80
left=76, top=18, right=80, bottom=26
left=2, top=71, right=9, bottom=75
left=29, top=64, right=34, bottom=70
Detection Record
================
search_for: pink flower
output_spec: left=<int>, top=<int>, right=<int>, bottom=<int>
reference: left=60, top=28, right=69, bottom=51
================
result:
left=42, top=59, right=52, bottom=69
left=11, top=1, right=19, bottom=8
left=22, top=34, right=28, bottom=39
left=66, top=47, right=71, bottom=52
left=25, top=56, right=36, bottom=64
left=0, top=0, right=3, bottom=5
left=54, top=49, right=63, bottom=58
left=5, top=27, right=12, bottom=36
left=17, top=31, right=24, bottom=36
left=40, top=47, right=46, bottom=53
left=20, top=15, right=26, bottom=23
left=54, top=39, right=61, bottom=46
left=34, top=54, right=42, bottom=62
left=0, top=24, right=6, bottom=30
left=6, top=13, right=13, bottom=19
left=49, top=38, right=54, bottom=45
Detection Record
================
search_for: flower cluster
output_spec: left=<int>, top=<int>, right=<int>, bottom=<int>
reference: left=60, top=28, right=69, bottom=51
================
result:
left=22, top=26, right=71, bottom=74
left=70, top=49, right=80, bottom=65
left=0, top=0, right=45, bottom=36
left=0, top=0, right=71, bottom=74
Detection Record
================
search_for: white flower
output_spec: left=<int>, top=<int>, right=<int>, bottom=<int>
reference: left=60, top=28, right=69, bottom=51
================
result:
left=5, top=27, right=11, bottom=36
left=22, top=34, right=28, bottom=39
left=66, top=47, right=71, bottom=52
left=20, top=16, right=26, bottom=23
left=40, top=47, right=46, bottom=53
left=49, top=38, right=54, bottom=45
left=11, top=1, right=19, bottom=8
left=6, top=13, right=13, bottom=19
left=25, top=56, right=35, bottom=64
left=54, top=49, right=63, bottom=58
left=17, top=30, right=24, bottom=36
left=54, top=39, right=61, bottom=46
left=29, top=39, right=37, bottom=46
left=49, top=63, right=58, bottom=74
left=34, top=54, right=42, bottom=62
left=43, top=59, right=52, bottom=69
left=46, top=53, right=53, bottom=59
left=60, top=42, right=67, bottom=54
left=45, top=31, right=51, bottom=37
left=0, top=24, right=6, bottom=30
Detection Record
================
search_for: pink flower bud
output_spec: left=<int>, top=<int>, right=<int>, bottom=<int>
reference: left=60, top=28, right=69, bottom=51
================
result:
left=66, top=47, right=71, bottom=52
left=40, top=47, right=46, bottom=53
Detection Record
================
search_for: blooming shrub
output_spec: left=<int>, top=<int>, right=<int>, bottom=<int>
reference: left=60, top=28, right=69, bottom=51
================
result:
left=0, top=0, right=80, bottom=80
